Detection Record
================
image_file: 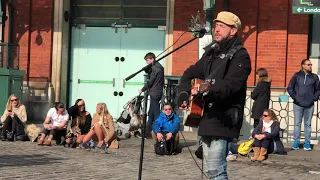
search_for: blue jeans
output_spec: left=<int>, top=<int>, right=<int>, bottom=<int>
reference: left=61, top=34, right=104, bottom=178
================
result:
left=293, top=104, right=314, bottom=143
left=146, top=95, right=162, bottom=136
left=202, top=136, right=232, bottom=180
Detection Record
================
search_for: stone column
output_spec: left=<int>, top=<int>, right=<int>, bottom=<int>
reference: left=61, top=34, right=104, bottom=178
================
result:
left=164, top=0, right=174, bottom=76
left=51, top=0, right=64, bottom=102
left=51, top=0, right=70, bottom=104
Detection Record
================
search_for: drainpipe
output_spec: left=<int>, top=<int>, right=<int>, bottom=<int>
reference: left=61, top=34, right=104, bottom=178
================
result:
left=7, top=1, right=12, bottom=44
left=224, top=0, right=229, bottom=10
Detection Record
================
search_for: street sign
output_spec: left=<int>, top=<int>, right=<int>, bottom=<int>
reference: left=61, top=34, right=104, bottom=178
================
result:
left=292, top=0, right=320, bottom=14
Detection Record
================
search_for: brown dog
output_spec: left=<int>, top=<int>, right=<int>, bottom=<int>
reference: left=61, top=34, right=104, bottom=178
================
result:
left=26, top=124, right=41, bottom=143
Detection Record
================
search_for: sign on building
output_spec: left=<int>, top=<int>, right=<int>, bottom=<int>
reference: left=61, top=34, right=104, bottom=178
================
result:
left=292, top=0, right=320, bottom=14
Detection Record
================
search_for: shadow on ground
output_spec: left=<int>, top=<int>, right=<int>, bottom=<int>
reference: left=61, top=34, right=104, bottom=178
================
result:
left=0, top=154, right=63, bottom=168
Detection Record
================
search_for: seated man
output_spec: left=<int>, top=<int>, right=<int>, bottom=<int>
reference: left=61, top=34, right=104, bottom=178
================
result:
left=152, top=103, right=180, bottom=155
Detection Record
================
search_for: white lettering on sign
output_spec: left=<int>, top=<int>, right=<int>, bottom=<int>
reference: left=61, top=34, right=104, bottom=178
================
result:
left=304, top=7, right=320, bottom=12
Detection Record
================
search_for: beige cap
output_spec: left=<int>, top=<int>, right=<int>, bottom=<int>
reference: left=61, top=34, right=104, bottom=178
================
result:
left=213, top=11, right=241, bottom=28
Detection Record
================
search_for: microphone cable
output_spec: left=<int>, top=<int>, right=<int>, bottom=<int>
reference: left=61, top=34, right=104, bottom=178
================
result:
left=179, top=130, right=209, bottom=179
left=156, top=31, right=188, bottom=58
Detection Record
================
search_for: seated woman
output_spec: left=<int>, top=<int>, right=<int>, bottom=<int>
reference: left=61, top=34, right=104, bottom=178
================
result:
left=251, top=109, right=286, bottom=161
left=1, top=94, right=27, bottom=141
left=66, top=99, right=92, bottom=147
left=152, top=103, right=180, bottom=154
left=38, top=102, right=69, bottom=146
left=80, top=102, right=118, bottom=150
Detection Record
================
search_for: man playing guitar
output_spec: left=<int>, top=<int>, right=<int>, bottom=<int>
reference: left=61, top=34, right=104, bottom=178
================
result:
left=176, top=11, right=251, bottom=179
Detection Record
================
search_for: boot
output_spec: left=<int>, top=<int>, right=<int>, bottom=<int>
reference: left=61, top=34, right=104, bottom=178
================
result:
left=251, top=147, right=261, bottom=161
left=257, top=147, right=268, bottom=161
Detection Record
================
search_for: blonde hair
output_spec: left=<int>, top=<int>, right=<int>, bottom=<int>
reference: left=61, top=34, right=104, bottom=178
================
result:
left=262, top=109, right=279, bottom=122
left=97, top=102, right=110, bottom=122
left=6, top=94, right=20, bottom=111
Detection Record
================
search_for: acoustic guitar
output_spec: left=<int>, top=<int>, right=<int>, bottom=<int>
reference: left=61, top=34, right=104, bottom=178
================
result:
left=183, top=78, right=211, bottom=128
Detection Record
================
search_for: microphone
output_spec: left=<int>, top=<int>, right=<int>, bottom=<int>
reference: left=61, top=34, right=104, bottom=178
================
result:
left=188, top=27, right=210, bottom=34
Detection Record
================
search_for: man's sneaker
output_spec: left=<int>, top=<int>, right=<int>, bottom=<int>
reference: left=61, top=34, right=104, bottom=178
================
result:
left=226, top=154, right=237, bottom=161
left=304, top=142, right=312, bottom=151
left=292, top=141, right=299, bottom=150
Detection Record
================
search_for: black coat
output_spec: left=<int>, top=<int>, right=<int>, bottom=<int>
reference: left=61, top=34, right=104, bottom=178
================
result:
left=252, top=120, right=287, bottom=155
left=177, top=37, right=252, bottom=139
left=141, top=62, right=164, bottom=96
left=251, top=78, right=271, bottom=119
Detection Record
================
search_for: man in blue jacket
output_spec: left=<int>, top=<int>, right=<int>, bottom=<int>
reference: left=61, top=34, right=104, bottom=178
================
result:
left=288, top=59, right=320, bottom=151
left=152, top=103, right=180, bottom=152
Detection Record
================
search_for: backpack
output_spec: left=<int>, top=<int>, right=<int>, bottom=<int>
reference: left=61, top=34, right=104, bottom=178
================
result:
left=238, top=139, right=254, bottom=156
left=154, top=135, right=175, bottom=155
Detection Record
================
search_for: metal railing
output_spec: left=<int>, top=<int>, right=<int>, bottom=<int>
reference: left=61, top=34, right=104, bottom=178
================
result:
left=162, top=76, right=320, bottom=143
left=0, top=43, right=20, bottom=69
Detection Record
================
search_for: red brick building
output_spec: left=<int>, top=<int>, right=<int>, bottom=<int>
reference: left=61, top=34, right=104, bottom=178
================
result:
left=1, top=0, right=318, bottom=121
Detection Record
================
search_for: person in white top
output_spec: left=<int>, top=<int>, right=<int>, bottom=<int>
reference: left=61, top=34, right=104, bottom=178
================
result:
left=38, top=102, right=69, bottom=146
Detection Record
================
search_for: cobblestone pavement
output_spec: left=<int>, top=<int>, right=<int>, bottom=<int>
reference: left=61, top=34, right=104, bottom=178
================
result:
left=0, top=140, right=320, bottom=180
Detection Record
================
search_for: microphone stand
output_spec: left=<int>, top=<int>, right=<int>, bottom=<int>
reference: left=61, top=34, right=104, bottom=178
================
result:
left=125, top=31, right=206, bottom=180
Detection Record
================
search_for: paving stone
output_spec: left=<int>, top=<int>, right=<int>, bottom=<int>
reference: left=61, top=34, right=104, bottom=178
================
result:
left=1, top=141, right=320, bottom=179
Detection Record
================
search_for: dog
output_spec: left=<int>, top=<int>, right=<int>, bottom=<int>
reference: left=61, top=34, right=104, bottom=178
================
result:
left=26, top=124, right=41, bottom=143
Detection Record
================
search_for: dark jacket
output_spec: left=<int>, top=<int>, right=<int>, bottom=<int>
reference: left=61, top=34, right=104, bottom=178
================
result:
left=142, top=62, right=164, bottom=97
left=67, top=105, right=92, bottom=134
left=287, top=70, right=320, bottom=108
left=251, top=77, right=271, bottom=119
left=152, top=112, right=180, bottom=134
left=252, top=120, right=287, bottom=155
left=177, top=37, right=252, bottom=139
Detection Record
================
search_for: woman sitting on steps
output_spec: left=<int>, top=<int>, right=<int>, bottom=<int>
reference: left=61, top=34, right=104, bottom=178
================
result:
left=251, top=109, right=286, bottom=162
left=79, top=102, right=118, bottom=150
left=66, top=99, right=92, bottom=147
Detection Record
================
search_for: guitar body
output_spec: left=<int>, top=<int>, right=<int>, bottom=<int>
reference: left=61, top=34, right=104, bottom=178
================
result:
left=183, top=79, right=207, bottom=128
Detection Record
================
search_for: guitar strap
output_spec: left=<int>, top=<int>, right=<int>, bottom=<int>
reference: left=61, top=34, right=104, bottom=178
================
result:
left=205, top=45, right=243, bottom=81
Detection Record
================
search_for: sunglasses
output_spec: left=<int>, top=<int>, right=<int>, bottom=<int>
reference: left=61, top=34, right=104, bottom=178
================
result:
left=304, top=64, right=312, bottom=66
left=10, top=99, right=18, bottom=102
left=164, top=108, right=172, bottom=111
left=263, top=114, right=269, bottom=117
left=78, top=104, right=85, bottom=107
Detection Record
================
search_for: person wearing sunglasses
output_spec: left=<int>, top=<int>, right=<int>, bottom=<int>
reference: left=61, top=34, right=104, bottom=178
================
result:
left=65, top=99, right=92, bottom=147
left=152, top=103, right=180, bottom=154
left=287, top=59, right=320, bottom=151
left=1, top=94, right=27, bottom=141
left=251, top=109, right=286, bottom=161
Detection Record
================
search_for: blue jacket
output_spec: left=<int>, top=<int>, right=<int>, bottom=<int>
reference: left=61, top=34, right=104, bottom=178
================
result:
left=152, top=112, right=180, bottom=134
left=287, top=70, right=320, bottom=108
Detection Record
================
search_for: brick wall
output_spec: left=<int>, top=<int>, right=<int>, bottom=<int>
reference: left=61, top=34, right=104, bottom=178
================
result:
left=4, top=0, right=54, bottom=82
left=172, top=0, right=309, bottom=87
left=171, top=0, right=203, bottom=75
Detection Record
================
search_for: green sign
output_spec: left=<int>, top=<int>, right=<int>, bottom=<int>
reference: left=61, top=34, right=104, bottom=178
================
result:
left=293, top=0, right=320, bottom=14
left=79, top=80, right=113, bottom=84
left=125, top=82, right=145, bottom=85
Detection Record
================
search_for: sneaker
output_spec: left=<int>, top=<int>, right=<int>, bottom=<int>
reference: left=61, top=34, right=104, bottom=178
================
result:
left=134, top=131, right=143, bottom=138
left=226, top=154, right=238, bottom=161
left=304, top=142, right=312, bottom=151
left=292, top=141, right=299, bottom=150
